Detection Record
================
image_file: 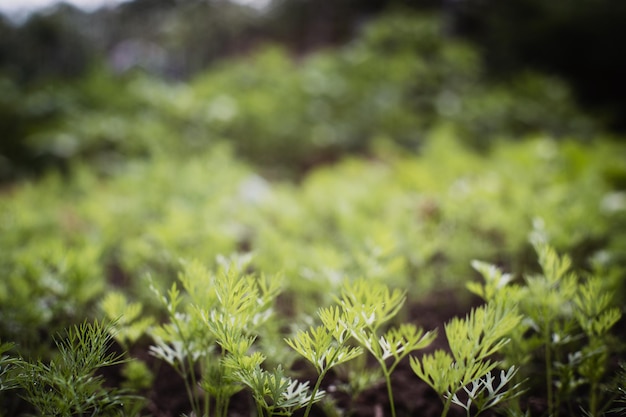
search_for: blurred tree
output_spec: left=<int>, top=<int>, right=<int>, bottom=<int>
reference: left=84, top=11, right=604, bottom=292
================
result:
left=0, top=0, right=624, bottom=183
left=451, top=0, right=626, bottom=131
left=95, top=0, right=269, bottom=78
left=0, top=5, right=94, bottom=83
left=261, top=0, right=449, bottom=53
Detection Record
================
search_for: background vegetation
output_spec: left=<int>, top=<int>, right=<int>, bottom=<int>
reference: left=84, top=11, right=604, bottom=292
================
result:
left=0, top=1, right=625, bottom=416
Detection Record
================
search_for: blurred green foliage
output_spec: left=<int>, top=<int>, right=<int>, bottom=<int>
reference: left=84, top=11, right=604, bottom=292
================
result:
left=1, top=12, right=624, bottom=363
left=0, top=12, right=595, bottom=181
left=1, top=132, right=624, bottom=361
left=0, top=5, right=625, bottom=416
left=452, top=0, right=626, bottom=130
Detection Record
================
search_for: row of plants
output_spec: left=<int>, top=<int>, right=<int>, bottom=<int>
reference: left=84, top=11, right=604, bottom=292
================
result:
left=0, top=127, right=625, bottom=415
left=0, top=10, right=625, bottom=417
left=1, top=237, right=624, bottom=416
left=2, top=132, right=624, bottom=354
left=1, top=11, right=596, bottom=181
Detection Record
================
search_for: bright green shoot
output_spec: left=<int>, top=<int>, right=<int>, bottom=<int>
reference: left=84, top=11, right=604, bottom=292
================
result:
left=150, top=255, right=282, bottom=417
left=101, top=291, right=155, bottom=390
left=285, top=305, right=363, bottom=417
left=411, top=300, right=522, bottom=417
left=337, top=279, right=406, bottom=331
left=469, top=234, right=623, bottom=417
left=8, top=320, right=144, bottom=417
left=286, top=316, right=362, bottom=375
left=101, top=291, right=154, bottom=352
left=236, top=364, right=324, bottom=417
left=287, top=279, right=435, bottom=417
left=339, top=279, right=436, bottom=417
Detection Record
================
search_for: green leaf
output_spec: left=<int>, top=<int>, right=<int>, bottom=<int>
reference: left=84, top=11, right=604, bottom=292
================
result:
left=285, top=325, right=362, bottom=373
left=338, top=278, right=406, bottom=331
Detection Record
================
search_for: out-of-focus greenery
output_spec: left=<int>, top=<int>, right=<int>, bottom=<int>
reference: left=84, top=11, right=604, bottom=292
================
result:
left=1, top=10, right=625, bottom=415
left=0, top=12, right=595, bottom=181
left=452, top=0, right=626, bottom=130
left=2, top=132, right=624, bottom=358
left=1, top=8, right=624, bottom=350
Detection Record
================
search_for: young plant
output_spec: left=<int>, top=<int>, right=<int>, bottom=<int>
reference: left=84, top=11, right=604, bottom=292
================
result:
left=287, top=279, right=435, bottom=417
left=285, top=305, right=364, bottom=417
left=102, top=291, right=155, bottom=352
left=469, top=234, right=623, bottom=417
left=234, top=361, right=324, bottom=417
left=149, top=278, right=208, bottom=416
left=572, top=276, right=622, bottom=416
left=149, top=254, right=282, bottom=417
left=410, top=299, right=523, bottom=417
left=197, top=325, right=256, bottom=417
left=7, top=320, right=143, bottom=417
left=338, top=279, right=436, bottom=417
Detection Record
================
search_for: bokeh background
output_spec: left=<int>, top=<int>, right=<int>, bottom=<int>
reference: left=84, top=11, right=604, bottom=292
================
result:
left=1, top=0, right=626, bottom=183
left=2, top=2, right=626, bottom=415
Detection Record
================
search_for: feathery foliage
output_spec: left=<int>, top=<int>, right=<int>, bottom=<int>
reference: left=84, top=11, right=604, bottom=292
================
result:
left=410, top=300, right=523, bottom=417
left=468, top=233, right=623, bottom=416
left=4, top=321, right=144, bottom=417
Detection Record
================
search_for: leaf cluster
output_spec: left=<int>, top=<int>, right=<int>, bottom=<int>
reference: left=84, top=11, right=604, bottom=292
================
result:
left=410, top=300, right=522, bottom=417
left=468, top=236, right=624, bottom=417
left=287, top=279, right=436, bottom=417
left=147, top=255, right=303, bottom=417
left=236, top=365, right=324, bottom=417
left=3, top=321, right=143, bottom=417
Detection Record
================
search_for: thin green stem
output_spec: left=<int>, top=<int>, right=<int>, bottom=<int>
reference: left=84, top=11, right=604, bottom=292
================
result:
left=441, top=395, right=452, bottom=417
left=224, top=397, right=232, bottom=417
left=222, top=396, right=229, bottom=417
left=187, top=355, right=202, bottom=415
left=217, top=392, right=225, bottom=417
left=375, top=355, right=399, bottom=417
left=544, top=332, right=554, bottom=417
left=255, top=401, right=265, bottom=417
left=589, top=380, right=598, bottom=417
left=172, top=357, right=198, bottom=416
left=383, top=370, right=396, bottom=417
left=170, top=315, right=204, bottom=416
left=303, top=370, right=327, bottom=417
